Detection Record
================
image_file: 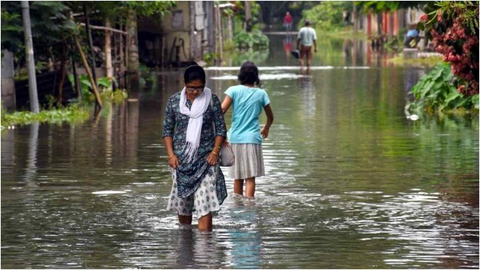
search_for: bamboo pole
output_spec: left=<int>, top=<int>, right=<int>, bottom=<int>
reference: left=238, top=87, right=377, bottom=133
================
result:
left=79, top=23, right=127, bottom=35
left=74, top=36, right=103, bottom=109
left=21, top=0, right=40, bottom=113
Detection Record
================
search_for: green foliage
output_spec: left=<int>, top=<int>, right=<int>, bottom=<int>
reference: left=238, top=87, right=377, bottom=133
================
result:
left=420, top=1, right=479, bottom=34
left=203, top=52, right=220, bottom=66
left=233, top=29, right=269, bottom=49
left=355, top=1, right=426, bottom=13
left=1, top=103, right=90, bottom=127
left=300, top=2, right=352, bottom=31
left=389, top=55, right=443, bottom=67
left=68, top=74, right=126, bottom=104
left=223, top=39, right=235, bottom=51
left=87, top=1, right=175, bottom=23
left=223, top=48, right=269, bottom=66
left=1, top=9, right=23, bottom=53
left=100, top=89, right=128, bottom=103
left=407, top=62, right=479, bottom=113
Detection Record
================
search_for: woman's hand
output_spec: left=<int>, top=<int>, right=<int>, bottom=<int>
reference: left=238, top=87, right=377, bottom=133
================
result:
left=169, top=155, right=179, bottom=169
left=207, top=151, right=219, bottom=166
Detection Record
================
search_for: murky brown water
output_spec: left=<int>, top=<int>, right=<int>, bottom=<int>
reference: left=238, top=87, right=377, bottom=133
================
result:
left=2, top=35, right=478, bottom=268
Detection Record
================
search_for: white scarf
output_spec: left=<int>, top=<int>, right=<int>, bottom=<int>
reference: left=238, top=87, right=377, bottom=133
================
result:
left=179, top=87, right=212, bottom=162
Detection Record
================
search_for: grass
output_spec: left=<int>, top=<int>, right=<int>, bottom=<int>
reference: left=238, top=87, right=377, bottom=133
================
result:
left=316, top=27, right=368, bottom=39
left=389, top=55, right=444, bottom=67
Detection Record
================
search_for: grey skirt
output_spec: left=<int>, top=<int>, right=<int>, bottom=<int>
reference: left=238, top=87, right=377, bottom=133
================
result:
left=228, top=143, right=265, bottom=179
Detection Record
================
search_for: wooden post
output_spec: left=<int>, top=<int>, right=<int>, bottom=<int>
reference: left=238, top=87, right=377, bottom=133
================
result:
left=21, top=0, right=39, bottom=113
left=74, top=36, right=102, bottom=109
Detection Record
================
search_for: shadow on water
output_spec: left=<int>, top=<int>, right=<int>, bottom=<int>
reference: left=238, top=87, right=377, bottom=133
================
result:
left=1, top=35, right=478, bottom=268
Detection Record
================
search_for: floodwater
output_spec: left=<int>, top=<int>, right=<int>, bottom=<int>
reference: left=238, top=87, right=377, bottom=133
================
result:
left=2, top=35, right=478, bottom=268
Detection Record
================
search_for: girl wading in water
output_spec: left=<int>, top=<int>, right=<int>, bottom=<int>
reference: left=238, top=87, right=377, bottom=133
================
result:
left=222, top=61, right=274, bottom=198
left=163, top=64, right=228, bottom=231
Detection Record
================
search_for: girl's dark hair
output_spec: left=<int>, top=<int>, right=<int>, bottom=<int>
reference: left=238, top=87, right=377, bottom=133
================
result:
left=238, top=61, right=260, bottom=86
left=184, top=64, right=206, bottom=84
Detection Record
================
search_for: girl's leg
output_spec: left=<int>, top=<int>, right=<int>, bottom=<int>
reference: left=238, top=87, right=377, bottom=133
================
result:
left=198, top=213, right=213, bottom=231
left=245, top=177, right=256, bottom=197
left=178, top=215, right=192, bottom=225
left=234, top=179, right=244, bottom=195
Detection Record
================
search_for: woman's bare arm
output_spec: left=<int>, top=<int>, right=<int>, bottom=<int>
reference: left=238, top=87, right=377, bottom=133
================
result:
left=261, top=104, right=274, bottom=139
left=221, top=95, right=233, bottom=114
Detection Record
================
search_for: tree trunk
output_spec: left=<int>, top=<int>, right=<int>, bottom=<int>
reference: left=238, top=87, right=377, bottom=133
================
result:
left=71, top=57, right=82, bottom=100
left=74, top=36, right=103, bottom=109
left=119, top=24, right=126, bottom=89
left=57, top=42, right=69, bottom=106
left=245, top=1, right=252, bottom=32
left=227, top=15, right=233, bottom=41
left=83, top=3, right=97, bottom=84
left=105, top=18, right=113, bottom=79
left=126, top=10, right=139, bottom=73
left=217, top=7, right=223, bottom=63
left=353, top=3, right=358, bottom=33
left=21, top=1, right=40, bottom=113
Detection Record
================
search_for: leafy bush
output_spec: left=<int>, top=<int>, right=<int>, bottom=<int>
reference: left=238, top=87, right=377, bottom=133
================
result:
left=418, top=1, right=479, bottom=96
left=407, top=62, right=479, bottom=113
left=1, top=103, right=90, bottom=127
left=233, top=29, right=269, bottom=49
left=300, top=1, right=352, bottom=31
left=68, top=75, right=124, bottom=103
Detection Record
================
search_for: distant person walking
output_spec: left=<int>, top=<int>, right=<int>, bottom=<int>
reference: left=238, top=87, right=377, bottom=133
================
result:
left=297, top=20, right=317, bottom=69
left=221, top=61, right=274, bottom=198
left=284, top=12, right=292, bottom=32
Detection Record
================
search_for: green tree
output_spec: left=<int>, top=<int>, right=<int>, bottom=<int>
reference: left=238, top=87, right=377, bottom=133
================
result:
left=354, top=1, right=427, bottom=13
left=300, top=1, right=352, bottom=31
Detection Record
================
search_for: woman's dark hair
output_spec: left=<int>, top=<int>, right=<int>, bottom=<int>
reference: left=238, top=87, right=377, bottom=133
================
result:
left=184, top=63, right=206, bottom=84
left=238, top=61, right=260, bottom=86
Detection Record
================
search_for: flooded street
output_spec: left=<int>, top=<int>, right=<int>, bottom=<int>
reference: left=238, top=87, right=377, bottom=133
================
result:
left=2, top=35, right=478, bottom=268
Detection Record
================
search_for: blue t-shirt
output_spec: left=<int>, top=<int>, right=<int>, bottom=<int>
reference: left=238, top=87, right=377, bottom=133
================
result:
left=225, top=85, right=270, bottom=144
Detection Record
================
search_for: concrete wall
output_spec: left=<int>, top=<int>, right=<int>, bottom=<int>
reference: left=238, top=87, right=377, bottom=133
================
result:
left=1, top=50, right=16, bottom=110
left=162, top=1, right=192, bottom=64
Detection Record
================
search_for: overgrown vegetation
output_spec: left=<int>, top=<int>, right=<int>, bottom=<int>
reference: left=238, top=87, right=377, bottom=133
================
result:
left=1, top=103, right=90, bottom=128
left=227, top=2, right=269, bottom=51
left=233, top=29, right=269, bottom=49
left=300, top=1, right=352, bottom=32
left=69, top=75, right=127, bottom=104
left=418, top=1, right=479, bottom=96
left=406, top=62, right=479, bottom=113
left=389, top=55, right=443, bottom=67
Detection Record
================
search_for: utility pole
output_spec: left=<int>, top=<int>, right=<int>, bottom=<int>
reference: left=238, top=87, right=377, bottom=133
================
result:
left=21, top=0, right=39, bottom=113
